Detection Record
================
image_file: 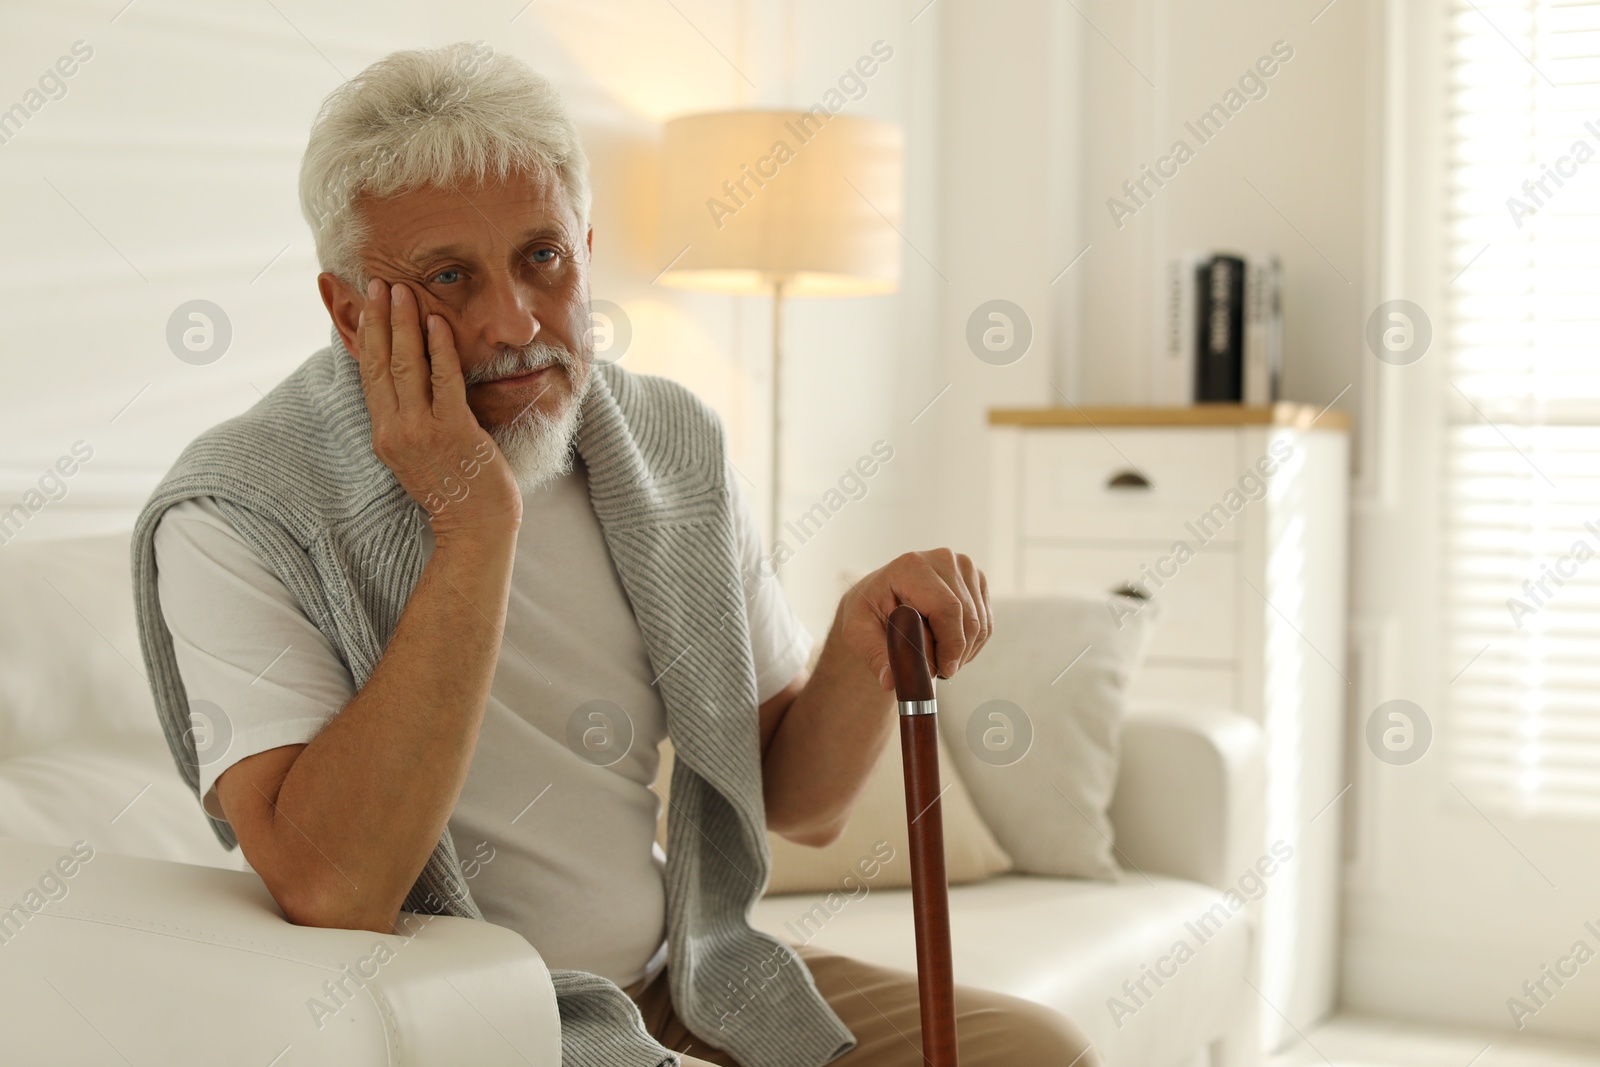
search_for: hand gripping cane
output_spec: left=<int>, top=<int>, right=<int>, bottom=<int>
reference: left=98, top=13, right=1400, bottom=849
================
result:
left=885, top=603, right=960, bottom=1067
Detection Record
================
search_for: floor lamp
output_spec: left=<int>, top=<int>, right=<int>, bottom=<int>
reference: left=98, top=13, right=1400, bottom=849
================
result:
left=657, top=109, right=904, bottom=578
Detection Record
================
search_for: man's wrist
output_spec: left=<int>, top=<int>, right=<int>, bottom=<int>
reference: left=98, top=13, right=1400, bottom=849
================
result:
left=430, top=518, right=521, bottom=559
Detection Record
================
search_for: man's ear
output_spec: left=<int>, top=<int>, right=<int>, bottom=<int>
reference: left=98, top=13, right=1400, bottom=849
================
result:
left=586, top=226, right=593, bottom=257
left=319, top=272, right=361, bottom=359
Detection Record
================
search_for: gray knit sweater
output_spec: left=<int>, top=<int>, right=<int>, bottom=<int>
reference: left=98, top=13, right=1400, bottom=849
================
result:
left=130, top=328, right=857, bottom=1067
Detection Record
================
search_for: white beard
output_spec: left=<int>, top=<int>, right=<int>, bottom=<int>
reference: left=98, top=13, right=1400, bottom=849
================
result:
left=490, top=366, right=591, bottom=494
left=462, top=333, right=595, bottom=495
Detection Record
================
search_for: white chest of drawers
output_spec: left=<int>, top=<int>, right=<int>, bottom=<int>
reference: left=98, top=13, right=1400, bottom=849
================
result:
left=987, top=404, right=1350, bottom=1050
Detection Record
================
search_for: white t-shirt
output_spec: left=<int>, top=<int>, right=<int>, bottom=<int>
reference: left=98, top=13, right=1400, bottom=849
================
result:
left=151, top=452, right=812, bottom=989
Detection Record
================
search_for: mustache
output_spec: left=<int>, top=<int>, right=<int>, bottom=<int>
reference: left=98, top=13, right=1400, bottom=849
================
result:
left=461, top=340, right=578, bottom=386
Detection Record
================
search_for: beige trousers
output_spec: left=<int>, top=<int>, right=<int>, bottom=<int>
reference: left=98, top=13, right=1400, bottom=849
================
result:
left=624, top=943, right=1101, bottom=1067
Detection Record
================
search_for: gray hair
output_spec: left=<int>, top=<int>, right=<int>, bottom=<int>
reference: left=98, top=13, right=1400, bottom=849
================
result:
left=298, top=41, right=591, bottom=287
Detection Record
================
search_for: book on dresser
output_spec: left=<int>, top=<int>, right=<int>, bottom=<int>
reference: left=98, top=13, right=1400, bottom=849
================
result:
left=1157, top=253, right=1283, bottom=407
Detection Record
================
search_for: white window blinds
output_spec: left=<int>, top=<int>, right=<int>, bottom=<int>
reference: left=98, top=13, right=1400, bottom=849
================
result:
left=1446, top=0, right=1600, bottom=815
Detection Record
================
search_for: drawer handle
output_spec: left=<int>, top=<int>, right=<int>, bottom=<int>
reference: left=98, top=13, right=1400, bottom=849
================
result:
left=1106, top=470, right=1151, bottom=490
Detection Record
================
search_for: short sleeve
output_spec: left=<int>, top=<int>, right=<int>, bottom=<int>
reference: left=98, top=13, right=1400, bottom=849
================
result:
left=728, top=475, right=815, bottom=704
left=153, top=497, right=357, bottom=821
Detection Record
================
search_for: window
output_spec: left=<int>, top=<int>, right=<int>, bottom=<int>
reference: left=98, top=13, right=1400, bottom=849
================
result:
left=1445, top=0, right=1600, bottom=816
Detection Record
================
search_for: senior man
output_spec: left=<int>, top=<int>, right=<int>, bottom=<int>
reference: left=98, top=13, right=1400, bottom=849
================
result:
left=131, top=43, right=1096, bottom=1067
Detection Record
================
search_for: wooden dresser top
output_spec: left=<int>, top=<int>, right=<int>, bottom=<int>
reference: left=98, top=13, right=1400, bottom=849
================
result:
left=987, top=402, right=1351, bottom=431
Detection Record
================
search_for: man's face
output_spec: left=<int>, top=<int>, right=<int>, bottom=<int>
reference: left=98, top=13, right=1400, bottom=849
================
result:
left=321, top=167, right=595, bottom=484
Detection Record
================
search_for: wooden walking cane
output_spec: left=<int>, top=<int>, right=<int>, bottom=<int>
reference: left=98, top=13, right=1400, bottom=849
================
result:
left=885, top=603, right=960, bottom=1067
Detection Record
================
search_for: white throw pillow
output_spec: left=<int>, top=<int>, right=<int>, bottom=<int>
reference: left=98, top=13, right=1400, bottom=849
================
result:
left=935, top=592, right=1158, bottom=881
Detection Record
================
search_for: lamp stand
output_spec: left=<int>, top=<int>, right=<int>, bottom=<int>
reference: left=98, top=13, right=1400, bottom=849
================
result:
left=769, top=277, right=786, bottom=581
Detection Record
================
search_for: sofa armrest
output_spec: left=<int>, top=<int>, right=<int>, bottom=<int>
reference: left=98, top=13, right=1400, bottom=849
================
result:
left=1109, top=703, right=1266, bottom=891
left=0, top=838, right=561, bottom=1066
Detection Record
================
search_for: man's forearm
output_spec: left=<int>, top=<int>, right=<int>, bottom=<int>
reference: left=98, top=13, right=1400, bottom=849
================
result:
left=251, top=529, right=517, bottom=931
left=762, top=604, right=898, bottom=847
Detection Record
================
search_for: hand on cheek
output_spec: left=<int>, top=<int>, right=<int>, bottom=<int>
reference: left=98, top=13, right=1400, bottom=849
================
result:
left=407, top=283, right=454, bottom=327
left=361, top=261, right=460, bottom=342
left=412, top=292, right=456, bottom=358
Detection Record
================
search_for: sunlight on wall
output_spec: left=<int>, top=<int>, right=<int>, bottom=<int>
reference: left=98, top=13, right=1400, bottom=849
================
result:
left=533, top=0, right=755, bottom=122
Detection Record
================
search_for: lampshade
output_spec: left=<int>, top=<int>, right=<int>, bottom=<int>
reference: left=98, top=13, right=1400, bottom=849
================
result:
left=656, top=109, right=904, bottom=296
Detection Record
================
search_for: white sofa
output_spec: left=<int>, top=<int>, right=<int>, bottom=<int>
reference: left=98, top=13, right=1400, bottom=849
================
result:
left=0, top=531, right=1265, bottom=1067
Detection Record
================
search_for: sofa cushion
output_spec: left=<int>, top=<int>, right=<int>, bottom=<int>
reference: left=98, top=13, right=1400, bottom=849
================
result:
left=751, top=872, right=1251, bottom=1067
left=937, top=593, right=1157, bottom=881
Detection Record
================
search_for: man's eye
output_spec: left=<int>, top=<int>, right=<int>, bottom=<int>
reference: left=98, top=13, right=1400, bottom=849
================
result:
left=532, top=248, right=558, bottom=265
left=432, top=268, right=462, bottom=284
